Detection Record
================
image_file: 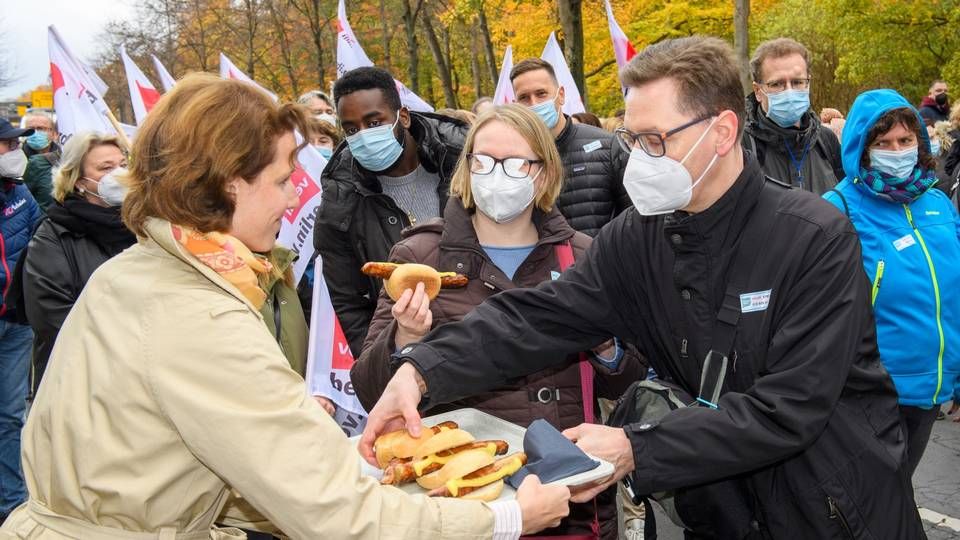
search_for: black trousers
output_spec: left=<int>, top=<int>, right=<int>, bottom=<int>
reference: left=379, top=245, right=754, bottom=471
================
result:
left=899, top=404, right=940, bottom=478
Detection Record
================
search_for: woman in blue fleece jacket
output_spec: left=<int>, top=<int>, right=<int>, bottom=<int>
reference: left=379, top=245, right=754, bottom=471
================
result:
left=824, top=89, right=960, bottom=478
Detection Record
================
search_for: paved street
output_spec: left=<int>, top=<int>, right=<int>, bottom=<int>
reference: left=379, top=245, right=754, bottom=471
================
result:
left=916, top=416, right=960, bottom=540
left=636, top=414, right=960, bottom=539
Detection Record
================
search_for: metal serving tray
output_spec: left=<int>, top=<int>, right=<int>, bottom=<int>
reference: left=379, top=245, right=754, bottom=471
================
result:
left=351, top=408, right=614, bottom=501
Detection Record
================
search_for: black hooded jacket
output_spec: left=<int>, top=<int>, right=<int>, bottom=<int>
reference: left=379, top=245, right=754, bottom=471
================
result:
left=312, top=112, right=468, bottom=355
left=394, top=154, right=924, bottom=539
left=744, top=93, right=843, bottom=195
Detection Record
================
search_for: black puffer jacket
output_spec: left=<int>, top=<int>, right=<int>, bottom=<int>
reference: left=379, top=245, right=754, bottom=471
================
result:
left=312, top=112, right=468, bottom=355
left=22, top=197, right=136, bottom=392
left=396, top=156, right=924, bottom=539
left=554, top=116, right=632, bottom=236
left=744, top=93, right=843, bottom=195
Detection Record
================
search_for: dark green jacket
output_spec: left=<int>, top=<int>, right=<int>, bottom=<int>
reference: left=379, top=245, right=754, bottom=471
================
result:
left=23, top=153, right=58, bottom=211
left=259, top=247, right=309, bottom=377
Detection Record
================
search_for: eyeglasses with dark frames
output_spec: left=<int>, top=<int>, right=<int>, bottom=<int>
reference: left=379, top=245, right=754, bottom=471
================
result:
left=614, top=114, right=714, bottom=158
left=467, top=153, right=544, bottom=179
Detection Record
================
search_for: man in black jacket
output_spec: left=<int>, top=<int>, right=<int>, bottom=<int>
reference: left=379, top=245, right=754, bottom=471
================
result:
left=362, top=37, right=923, bottom=539
left=919, top=80, right=950, bottom=124
left=744, top=38, right=843, bottom=195
left=511, top=58, right=631, bottom=236
left=312, top=67, right=467, bottom=355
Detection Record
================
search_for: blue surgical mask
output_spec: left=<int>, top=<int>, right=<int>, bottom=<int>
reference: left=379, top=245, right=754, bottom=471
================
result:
left=930, top=140, right=941, bottom=156
left=345, top=112, right=403, bottom=172
left=764, top=89, right=810, bottom=128
left=314, top=145, right=333, bottom=159
left=869, top=146, right=919, bottom=179
left=530, top=94, right=560, bottom=129
left=26, top=131, right=50, bottom=151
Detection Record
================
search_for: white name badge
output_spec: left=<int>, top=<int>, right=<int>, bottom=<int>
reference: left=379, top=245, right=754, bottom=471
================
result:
left=740, top=290, right=772, bottom=313
left=893, top=234, right=916, bottom=251
left=583, top=140, right=602, bottom=153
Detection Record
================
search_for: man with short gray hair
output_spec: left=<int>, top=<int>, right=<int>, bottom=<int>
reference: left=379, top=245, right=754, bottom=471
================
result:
left=744, top=38, right=842, bottom=195
left=22, top=111, right=59, bottom=210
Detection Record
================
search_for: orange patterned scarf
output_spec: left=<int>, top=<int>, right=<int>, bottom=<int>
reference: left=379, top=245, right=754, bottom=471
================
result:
left=171, top=224, right=272, bottom=309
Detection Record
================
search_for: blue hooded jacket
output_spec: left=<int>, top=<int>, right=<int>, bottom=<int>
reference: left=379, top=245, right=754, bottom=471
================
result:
left=824, top=89, right=960, bottom=407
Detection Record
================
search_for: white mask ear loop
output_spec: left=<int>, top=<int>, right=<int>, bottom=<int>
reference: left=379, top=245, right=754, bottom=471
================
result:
left=679, top=116, right=719, bottom=165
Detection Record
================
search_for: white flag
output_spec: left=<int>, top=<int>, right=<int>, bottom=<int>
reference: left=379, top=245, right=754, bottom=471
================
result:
left=291, top=141, right=367, bottom=436
left=49, top=25, right=109, bottom=97
left=605, top=0, right=637, bottom=95
left=492, top=45, right=516, bottom=105
left=277, top=135, right=328, bottom=282
left=305, top=254, right=368, bottom=436
left=48, top=25, right=116, bottom=143
left=219, top=52, right=278, bottom=101
left=151, top=55, right=177, bottom=92
left=336, top=0, right=433, bottom=112
left=540, top=32, right=586, bottom=115
left=120, top=46, right=161, bottom=126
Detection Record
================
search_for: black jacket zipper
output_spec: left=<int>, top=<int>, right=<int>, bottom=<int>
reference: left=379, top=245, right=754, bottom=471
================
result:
left=827, top=496, right=854, bottom=538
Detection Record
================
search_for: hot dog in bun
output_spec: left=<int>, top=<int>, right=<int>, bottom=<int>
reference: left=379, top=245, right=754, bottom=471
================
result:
left=361, top=262, right=468, bottom=301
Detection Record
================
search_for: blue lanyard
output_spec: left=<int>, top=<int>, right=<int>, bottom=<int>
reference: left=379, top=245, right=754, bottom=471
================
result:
left=784, top=139, right=812, bottom=189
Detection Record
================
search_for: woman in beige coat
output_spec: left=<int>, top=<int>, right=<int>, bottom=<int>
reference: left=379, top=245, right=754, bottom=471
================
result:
left=0, top=74, right=568, bottom=539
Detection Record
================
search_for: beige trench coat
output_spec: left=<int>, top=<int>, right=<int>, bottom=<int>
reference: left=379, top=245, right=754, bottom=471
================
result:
left=1, top=218, right=494, bottom=539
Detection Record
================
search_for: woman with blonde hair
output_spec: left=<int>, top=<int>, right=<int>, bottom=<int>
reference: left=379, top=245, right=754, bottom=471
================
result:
left=352, top=104, right=643, bottom=540
left=20, top=132, right=136, bottom=393
left=1, top=73, right=568, bottom=539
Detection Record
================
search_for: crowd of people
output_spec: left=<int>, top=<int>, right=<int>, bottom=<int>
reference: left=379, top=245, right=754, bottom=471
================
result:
left=0, top=33, right=956, bottom=540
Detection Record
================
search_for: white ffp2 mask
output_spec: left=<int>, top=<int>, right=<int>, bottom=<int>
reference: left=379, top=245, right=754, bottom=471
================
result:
left=622, top=118, right=719, bottom=215
left=470, top=166, right=540, bottom=223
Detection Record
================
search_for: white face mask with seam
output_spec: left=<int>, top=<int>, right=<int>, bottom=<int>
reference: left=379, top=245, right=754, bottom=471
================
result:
left=622, top=118, right=719, bottom=215
left=81, top=167, right=129, bottom=207
left=470, top=165, right=541, bottom=223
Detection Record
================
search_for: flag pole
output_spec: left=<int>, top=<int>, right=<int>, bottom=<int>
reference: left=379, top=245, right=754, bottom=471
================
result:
left=103, top=108, right=132, bottom=151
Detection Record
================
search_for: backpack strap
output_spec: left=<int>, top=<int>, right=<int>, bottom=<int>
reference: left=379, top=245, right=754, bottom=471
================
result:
left=554, top=241, right=596, bottom=424
left=699, top=180, right=781, bottom=408
left=552, top=240, right=601, bottom=540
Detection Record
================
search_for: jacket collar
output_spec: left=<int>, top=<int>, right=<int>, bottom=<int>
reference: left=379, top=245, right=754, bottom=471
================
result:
left=663, top=155, right=765, bottom=258
left=434, top=197, right=576, bottom=283
left=554, top=114, right=574, bottom=145
left=259, top=246, right=296, bottom=291
left=331, top=112, right=467, bottom=197
left=745, top=92, right=819, bottom=150
left=142, top=217, right=264, bottom=317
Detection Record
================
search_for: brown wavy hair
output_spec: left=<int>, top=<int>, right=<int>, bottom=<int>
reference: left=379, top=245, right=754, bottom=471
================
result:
left=123, top=73, right=309, bottom=237
left=860, top=107, right=936, bottom=172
